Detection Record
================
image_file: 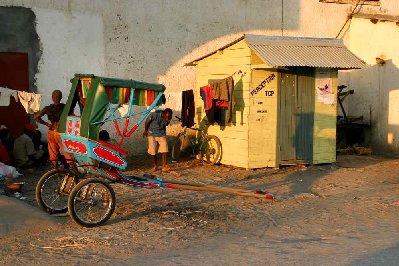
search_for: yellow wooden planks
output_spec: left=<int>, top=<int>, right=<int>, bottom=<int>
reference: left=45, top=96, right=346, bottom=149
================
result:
left=312, top=68, right=338, bottom=163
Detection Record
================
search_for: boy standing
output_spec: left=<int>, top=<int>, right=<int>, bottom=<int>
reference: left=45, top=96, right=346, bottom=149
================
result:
left=34, top=90, right=74, bottom=169
left=143, top=108, right=173, bottom=172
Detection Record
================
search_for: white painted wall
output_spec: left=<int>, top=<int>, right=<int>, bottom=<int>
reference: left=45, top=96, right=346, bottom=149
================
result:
left=32, top=8, right=105, bottom=138
left=340, top=17, right=399, bottom=153
left=34, top=8, right=105, bottom=102
left=1, top=0, right=399, bottom=154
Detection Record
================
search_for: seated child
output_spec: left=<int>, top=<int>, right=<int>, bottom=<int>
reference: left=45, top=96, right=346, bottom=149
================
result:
left=99, top=130, right=118, bottom=146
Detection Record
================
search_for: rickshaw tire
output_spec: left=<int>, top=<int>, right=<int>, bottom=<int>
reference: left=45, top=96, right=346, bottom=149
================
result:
left=68, top=178, right=115, bottom=227
left=35, top=168, right=77, bottom=214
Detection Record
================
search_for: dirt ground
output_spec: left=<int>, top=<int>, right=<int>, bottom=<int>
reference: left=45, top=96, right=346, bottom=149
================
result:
left=1, top=154, right=399, bottom=265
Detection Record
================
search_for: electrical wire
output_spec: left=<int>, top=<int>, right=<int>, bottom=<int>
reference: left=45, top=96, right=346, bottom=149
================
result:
left=335, top=0, right=365, bottom=38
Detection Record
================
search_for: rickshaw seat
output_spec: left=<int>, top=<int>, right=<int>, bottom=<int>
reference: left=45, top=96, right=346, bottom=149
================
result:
left=98, top=140, right=129, bottom=156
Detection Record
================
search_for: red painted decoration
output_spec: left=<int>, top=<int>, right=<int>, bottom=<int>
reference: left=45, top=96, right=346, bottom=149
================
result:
left=126, top=124, right=139, bottom=137
left=93, top=146, right=125, bottom=166
left=74, top=120, right=80, bottom=136
left=67, top=120, right=73, bottom=134
left=64, top=140, right=88, bottom=154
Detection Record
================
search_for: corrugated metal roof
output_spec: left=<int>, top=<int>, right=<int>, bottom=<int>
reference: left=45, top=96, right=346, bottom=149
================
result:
left=246, top=35, right=366, bottom=69
left=186, top=35, right=366, bottom=69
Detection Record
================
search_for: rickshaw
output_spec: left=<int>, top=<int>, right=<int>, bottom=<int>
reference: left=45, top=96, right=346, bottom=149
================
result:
left=36, top=74, right=274, bottom=227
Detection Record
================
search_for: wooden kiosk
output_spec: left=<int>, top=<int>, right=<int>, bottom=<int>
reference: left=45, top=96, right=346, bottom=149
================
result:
left=186, top=35, right=365, bottom=168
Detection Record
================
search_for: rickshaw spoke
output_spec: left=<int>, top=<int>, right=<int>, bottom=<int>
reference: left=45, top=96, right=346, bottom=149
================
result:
left=70, top=179, right=115, bottom=226
left=37, top=170, right=75, bottom=213
left=49, top=195, right=61, bottom=206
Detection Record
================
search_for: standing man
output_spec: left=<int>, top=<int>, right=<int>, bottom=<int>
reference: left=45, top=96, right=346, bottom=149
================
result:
left=143, top=108, right=173, bottom=172
left=34, top=90, right=74, bottom=169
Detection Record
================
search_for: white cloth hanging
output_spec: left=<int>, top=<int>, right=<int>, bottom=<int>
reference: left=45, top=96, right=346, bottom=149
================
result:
left=17, top=91, right=42, bottom=114
left=163, top=91, right=182, bottom=112
left=0, top=87, right=18, bottom=106
left=118, top=105, right=129, bottom=117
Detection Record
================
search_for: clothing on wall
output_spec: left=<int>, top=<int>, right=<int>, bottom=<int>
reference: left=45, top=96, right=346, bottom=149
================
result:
left=205, top=99, right=216, bottom=124
left=205, top=99, right=226, bottom=126
left=0, top=87, right=18, bottom=106
left=117, top=104, right=129, bottom=117
left=17, top=91, right=41, bottom=114
left=212, top=76, right=234, bottom=101
left=163, top=92, right=182, bottom=112
left=181, top=90, right=195, bottom=128
left=200, top=84, right=213, bottom=111
left=201, top=76, right=234, bottom=126
left=212, top=76, right=234, bottom=123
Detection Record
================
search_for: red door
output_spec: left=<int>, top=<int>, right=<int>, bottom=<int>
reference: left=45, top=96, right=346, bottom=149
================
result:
left=0, top=52, right=29, bottom=137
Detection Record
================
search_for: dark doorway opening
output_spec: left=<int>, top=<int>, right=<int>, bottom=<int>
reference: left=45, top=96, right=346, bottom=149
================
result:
left=0, top=52, right=29, bottom=137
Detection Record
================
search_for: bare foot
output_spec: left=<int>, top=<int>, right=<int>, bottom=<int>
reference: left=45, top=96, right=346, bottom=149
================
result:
left=161, top=166, right=171, bottom=173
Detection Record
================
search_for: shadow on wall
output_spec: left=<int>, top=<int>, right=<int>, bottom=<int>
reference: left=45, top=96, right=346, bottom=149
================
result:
left=288, top=112, right=336, bottom=164
left=119, top=0, right=301, bottom=85
left=231, top=78, right=246, bottom=127
left=342, top=59, right=399, bottom=154
left=294, top=112, right=315, bottom=163
left=0, top=6, right=41, bottom=92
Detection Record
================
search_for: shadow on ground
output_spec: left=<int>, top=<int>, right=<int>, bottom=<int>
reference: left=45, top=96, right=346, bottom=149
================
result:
left=350, top=242, right=399, bottom=266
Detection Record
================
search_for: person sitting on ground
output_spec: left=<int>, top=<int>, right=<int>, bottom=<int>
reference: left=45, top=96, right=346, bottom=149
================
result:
left=12, top=123, right=45, bottom=170
left=0, top=125, right=14, bottom=155
left=32, top=130, right=48, bottom=166
left=143, top=108, right=173, bottom=172
left=0, top=142, right=11, bottom=165
left=34, top=90, right=75, bottom=170
left=99, top=129, right=118, bottom=146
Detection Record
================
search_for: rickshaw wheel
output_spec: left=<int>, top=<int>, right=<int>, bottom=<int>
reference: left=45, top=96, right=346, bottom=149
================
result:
left=68, top=178, right=115, bottom=227
left=36, top=169, right=78, bottom=214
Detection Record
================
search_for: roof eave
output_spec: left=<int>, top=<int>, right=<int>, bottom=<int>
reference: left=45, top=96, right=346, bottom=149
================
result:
left=184, top=35, right=245, bottom=66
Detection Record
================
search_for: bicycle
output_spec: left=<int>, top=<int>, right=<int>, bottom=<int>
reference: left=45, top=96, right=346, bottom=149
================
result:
left=171, top=116, right=222, bottom=164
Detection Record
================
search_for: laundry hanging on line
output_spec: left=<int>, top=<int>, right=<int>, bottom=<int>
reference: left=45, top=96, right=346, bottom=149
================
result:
left=0, top=87, right=46, bottom=114
left=200, top=76, right=234, bottom=126
left=0, top=87, right=19, bottom=107
left=17, top=91, right=42, bottom=114
left=181, top=90, right=195, bottom=128
left=212, top=76, right=234, bottom=102
left=163, top=91, right=182, bottom=112
left=200, top=84, right=213, bottom=111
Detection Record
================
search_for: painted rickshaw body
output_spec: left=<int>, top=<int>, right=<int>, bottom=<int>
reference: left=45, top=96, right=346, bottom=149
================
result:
left=36, top=73, right=273, bottom=227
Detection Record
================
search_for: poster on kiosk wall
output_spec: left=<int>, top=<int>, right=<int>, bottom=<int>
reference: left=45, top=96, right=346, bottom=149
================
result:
left=316, top=68, right=336, bottom=105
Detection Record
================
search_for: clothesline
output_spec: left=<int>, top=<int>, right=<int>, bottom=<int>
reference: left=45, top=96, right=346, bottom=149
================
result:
left=200, top=75, right=235, bottom=126
left=0, top=86, right=46, bottom=113
left=0, top=86, right=52, bottom=96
